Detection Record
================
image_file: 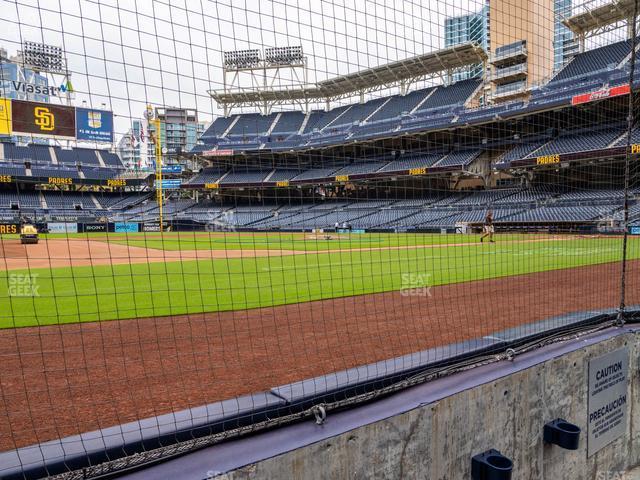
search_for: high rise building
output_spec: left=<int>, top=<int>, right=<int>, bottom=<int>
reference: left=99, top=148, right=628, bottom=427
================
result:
left=444, top=3, right=490, bottom=81
left=117, top=120, right=143, bottom=170
left=444, top=0, right=562, bottom=102
left=120, top=111, right=206, bottom=170
left=149, top=107, right=204, bottom=155
left=0, top=52, right=50, bottom=103
left=554, top=0, right=578, bottom=72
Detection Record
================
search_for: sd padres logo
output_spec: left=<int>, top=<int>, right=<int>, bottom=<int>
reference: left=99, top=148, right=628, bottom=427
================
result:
left=34, top=106, right=55, bottom=131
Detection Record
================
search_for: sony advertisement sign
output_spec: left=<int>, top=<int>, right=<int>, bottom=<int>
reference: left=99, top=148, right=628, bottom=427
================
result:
left=80, top=223, right=107, bottom=233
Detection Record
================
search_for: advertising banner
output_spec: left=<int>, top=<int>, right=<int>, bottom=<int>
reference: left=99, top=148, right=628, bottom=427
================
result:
left=202, top=149, right=233, bottom=157
left=12, top=100, right=76, bottom=139
left=0, top=98, right=11, bottom=135
left=114, top=222, right=139, bottom=233
left=572, top=84, right=630, bottom=105
left=151, top=163, right=182, bottom=174
left=162, top=164, right=182, bottom=174
left=155, top=179, right=182, bottom=189
left=47, top=222, right=78, bottom=234
left=76, top=107, right=114, bottom=142
left=8, top=80, right=74, bottom=98
left=142, top=222, right=168, bottom=232
left=80, top=223, right=107, bottom=233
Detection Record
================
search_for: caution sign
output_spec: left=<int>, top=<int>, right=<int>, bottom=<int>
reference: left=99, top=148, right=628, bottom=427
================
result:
left=587, top=347, right=629, bottom=456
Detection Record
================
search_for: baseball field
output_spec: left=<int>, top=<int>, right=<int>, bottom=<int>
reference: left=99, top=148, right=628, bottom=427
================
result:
left=0, top=231, right=639, bottom=450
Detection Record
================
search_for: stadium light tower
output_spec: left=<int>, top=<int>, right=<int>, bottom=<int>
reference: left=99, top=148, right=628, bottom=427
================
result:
left=218, top=46, right=308, bottom=115
left=19, top=41, right=73, bottom=106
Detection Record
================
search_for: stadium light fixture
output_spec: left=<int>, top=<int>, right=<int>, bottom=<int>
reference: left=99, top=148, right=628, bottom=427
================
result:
left=223, top=49, right=261, bottom=70
left=21, top=41, right=66, bottom=74
left=264, top=46, right=304, bottom=66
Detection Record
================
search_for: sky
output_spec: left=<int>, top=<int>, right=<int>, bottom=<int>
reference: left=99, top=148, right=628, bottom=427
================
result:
left=0, top=0, right=630, bottom=142
left=0, top=0, right=487, bottom=138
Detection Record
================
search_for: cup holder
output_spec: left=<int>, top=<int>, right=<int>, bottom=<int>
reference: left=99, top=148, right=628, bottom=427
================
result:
left=472, top=449, right=513, bottom=480
left=544, top=418, right=581, bottom=450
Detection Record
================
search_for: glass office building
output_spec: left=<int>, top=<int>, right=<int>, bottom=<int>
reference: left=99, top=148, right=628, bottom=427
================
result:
left=444, top=4, right=490, bottom=81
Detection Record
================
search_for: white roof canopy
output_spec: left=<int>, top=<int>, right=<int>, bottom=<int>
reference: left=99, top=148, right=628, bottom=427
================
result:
left=209, top=42, right=487, bottom=109
left=563, top=0, right=637, bottom=37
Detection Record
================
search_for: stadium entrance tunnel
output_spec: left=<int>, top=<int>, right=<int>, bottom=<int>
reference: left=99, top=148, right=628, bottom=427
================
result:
left=2, top=310, right=640, bottom=479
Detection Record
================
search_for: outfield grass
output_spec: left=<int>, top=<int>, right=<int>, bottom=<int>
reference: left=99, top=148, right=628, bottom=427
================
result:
left=35, top=231, right=542, bottom=251
left=1, top=234, right=638, bottom=328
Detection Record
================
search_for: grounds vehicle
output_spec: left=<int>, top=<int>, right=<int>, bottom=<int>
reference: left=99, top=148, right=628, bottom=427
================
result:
left=20, top=224, right=39, bottom=244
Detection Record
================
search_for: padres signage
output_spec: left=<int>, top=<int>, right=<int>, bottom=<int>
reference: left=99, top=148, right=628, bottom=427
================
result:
left=47, top=177, right=73, bottom=185
left=107, top=179, right=126, bottom=187
left=12, top=100, right=76, bottom=139
left=536, top=154, right=561, bottom=165
left=0, top=223, right=18, bottom=234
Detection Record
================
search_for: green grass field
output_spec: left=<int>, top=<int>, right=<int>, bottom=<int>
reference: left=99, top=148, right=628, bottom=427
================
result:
left=37, top=231, right=530, bottom=251
left=0, top=232, right=638, bottom=328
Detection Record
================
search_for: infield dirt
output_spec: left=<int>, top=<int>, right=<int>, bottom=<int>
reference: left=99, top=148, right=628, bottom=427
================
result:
left=0, top=256, right=636, bottom=450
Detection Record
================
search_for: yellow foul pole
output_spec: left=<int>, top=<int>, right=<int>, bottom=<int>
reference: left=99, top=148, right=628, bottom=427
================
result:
left=154, top=118, right=163, bottom=233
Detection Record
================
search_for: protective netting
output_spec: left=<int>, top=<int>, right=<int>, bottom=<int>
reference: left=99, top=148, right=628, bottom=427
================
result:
left=0, top=0, right=639, bottom=477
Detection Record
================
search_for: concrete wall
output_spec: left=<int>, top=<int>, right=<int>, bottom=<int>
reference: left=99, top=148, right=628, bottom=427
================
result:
left=222, top=329, right=640, bottom=479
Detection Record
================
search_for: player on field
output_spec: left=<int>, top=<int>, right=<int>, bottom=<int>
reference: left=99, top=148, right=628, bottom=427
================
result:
left=480, top=209, right=495, bottom=243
